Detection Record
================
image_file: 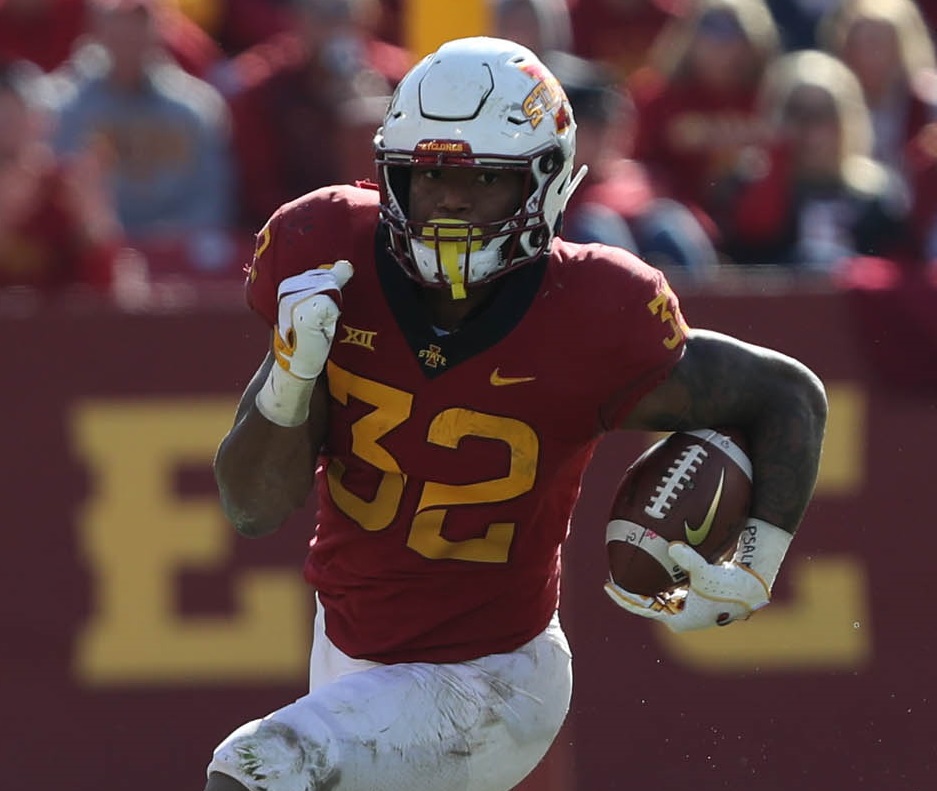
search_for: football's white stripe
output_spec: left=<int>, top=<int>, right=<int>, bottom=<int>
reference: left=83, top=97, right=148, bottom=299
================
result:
left=606, top=519, right=682, bottom=583
left=606, top=518, right=644, bottom=544
left=684, top=428, right=753, bottom=480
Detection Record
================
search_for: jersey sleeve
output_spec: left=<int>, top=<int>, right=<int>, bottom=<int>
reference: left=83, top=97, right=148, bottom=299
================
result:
left=598, top=258, right=690, bottom=427
left=243, top=185, right=380, bottom=327
left=244, top=211, right=281, bottom=328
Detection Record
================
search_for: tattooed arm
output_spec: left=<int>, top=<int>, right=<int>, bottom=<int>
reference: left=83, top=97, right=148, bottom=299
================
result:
left=607, top=329, right=828, bottom=630
left=622, top=329, right=828, bottom=535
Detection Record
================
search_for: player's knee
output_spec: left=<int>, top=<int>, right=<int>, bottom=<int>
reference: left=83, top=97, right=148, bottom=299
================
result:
left=209, top=717, right=339, bottom=791
left=205, top=771, right=251, bottom=791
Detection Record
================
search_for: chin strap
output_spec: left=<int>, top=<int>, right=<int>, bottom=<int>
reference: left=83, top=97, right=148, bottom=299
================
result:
left=439, top=242, right=467, bottom=299
left=566, top=164, right=588, bottom=201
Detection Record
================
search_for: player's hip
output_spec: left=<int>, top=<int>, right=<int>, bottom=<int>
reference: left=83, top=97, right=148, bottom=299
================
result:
left=310, top=596, right=571, bottom=693
left=306, top=558, right=564, bottom=663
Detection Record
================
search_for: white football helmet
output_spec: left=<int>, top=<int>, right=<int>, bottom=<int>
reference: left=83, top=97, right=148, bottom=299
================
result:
left=374, top=36, right=585, bottom=296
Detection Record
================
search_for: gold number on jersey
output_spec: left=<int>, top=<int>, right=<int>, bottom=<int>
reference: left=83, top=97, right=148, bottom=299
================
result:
left=409, top=408, right=538, bottom=562
left=646, top=288, right=686, bottom=350
left=326, top=363, right=411, bottom=532
left=325, top=362, right=540, bottom=563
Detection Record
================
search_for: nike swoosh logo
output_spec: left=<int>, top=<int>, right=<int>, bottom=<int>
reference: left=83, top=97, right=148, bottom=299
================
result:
left=684, top=468, right=725, bottom=546
left=490, top=368, right=536, bottom=386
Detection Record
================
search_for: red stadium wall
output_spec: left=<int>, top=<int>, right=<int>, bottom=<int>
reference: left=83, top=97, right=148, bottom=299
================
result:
left=2, top=273, right=935, bottom=790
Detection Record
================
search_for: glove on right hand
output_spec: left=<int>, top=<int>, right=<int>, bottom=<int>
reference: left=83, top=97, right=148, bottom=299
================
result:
left=272, top=260, right=354, bottom=380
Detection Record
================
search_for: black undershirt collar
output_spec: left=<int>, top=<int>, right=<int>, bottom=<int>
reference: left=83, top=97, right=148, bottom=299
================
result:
left=374, top=227, right=546, bottom=379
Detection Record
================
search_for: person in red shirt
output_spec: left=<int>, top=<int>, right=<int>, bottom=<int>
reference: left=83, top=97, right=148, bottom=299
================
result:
left=0, top=59, right=122, bottom=296
left=569, top=0, right=689, bottom=81
left=0, top=0, right=87, bottom=73
left=223, top=0, right=412, bottom=231
left=630, top=0, right=782, bottom=238
left=206, top=36, right=827, bottom=791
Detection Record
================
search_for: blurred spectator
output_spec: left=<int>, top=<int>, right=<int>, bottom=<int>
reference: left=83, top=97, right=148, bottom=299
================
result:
left=569, top=0, right=689, bottom=82
left=629, top=0, right=781, bottom=239
left=765, top=0, right=843, bottom=52
left=0, top=59, right=122, bottom=296
left=334, top=92, right=389, bottom=184
left=0, top=0, right=88, bottom=73
left=224, top=0, right=410, bottom=231
left=170, top=0, right=293, bottom=56
left=46, top=0, right=237, bottom=271
left=818, top=0, right=937, bottom=191
left=0, top=0, right=225, bottom=80
left=371, top=0, right=404, bottom=47
left=717, top=50, right=912, bottom=271
left=906, top=119, right=937, bottom=265
left=917, top=0, right=937, bottom=29
left=915, top=0, right=937, bottom=29
left=491, top=0, right=573, bottom=57
left=546, top=50, right=719, bottom=280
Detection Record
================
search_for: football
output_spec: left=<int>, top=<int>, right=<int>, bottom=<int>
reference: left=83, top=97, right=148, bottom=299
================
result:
left=606, top=428, right=753, bottom=596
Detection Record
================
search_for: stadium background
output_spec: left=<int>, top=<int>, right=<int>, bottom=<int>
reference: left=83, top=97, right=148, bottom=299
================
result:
left=4, top=262, right=935, bottom=789
left=2, top=4, right=936, bottom=791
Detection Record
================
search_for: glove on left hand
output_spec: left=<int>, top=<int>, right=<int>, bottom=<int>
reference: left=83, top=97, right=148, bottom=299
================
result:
left=604, top=542, right=770, bottom=632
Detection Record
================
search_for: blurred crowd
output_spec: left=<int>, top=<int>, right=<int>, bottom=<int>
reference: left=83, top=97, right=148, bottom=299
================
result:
left=0, top=0, right=935, bottom=306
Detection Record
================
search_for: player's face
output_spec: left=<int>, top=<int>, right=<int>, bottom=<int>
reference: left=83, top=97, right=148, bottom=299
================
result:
left=408, top=166, right=526, bottom=226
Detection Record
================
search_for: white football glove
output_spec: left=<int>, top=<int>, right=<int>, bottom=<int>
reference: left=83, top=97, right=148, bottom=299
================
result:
left=272, top=261, right=354, bottom=379
left=605, top=520, right=792, bottom=632
left=255, top=260, right=354, bottom=426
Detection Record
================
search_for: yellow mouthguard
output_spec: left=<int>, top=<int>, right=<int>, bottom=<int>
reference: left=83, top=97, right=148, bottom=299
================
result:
left=422, top=219, right=482, bottom=300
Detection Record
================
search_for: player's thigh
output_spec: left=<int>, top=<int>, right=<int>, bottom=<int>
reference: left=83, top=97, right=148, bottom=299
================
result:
left=208, top=618, right=572, bottom=791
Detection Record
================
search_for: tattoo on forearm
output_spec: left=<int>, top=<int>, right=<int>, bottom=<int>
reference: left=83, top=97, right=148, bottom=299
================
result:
left=640, top=332, right=827, bottom=533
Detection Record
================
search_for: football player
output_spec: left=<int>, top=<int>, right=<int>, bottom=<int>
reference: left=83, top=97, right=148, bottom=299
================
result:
left=207, top=36, right=827, bottom=791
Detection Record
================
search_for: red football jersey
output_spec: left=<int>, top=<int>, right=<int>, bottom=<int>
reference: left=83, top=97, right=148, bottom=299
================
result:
left=246, top=184, right=689, bottom=663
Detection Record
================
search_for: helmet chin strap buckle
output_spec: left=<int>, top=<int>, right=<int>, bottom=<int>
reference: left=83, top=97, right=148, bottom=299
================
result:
left=422, top=219, right=482, bottom=300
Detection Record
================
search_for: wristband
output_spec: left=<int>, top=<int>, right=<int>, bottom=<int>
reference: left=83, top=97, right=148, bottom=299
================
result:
left=731, top=518, right=792, bottom=590
left=255, top=362, right=316, bottom=427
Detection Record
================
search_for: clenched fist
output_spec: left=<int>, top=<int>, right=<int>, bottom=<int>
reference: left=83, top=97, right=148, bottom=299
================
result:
left=272, top=261, right=355, bottom=380
left=256, top=260, right=354, bottom=426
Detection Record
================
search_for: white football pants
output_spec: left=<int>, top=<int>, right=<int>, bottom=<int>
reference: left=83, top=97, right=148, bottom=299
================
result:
left=207, top=604, right=573, bottom=791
